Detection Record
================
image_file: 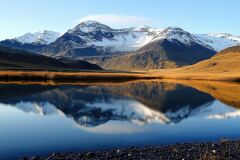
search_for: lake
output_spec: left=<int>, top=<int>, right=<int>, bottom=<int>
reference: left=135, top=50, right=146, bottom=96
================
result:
left=1, top=80, right=240, bottom=159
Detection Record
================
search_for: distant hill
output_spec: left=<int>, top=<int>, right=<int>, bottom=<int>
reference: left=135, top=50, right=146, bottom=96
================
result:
left=178, top=46, right=240, bottom=73
left=0, top=46, right=102, bottom=70
left=56, top=57, right=103, bottom=70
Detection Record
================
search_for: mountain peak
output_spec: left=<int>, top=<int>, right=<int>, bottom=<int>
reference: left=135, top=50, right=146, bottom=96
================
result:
left=72, top=20, right=112, bottom=33
left=81, top=20, right=102, bottom=25
left=162, top=27, right=187, bottom=34
left=40, top=30, right=57, bottom=34
left=157, top=27, right=191, bottom=39
left=152, top=27, right=195, bottom=45
left=134, top=25, right=152, bottom=32
left=15, top=30, right=61, bottom=45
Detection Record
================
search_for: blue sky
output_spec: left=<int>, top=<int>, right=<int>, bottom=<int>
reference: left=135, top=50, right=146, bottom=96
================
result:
left=0, top=0, right=239, bottom=40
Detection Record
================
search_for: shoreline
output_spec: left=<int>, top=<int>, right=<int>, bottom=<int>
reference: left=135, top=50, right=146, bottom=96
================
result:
left=0, top=70, right=151, bottom=81
left=148, top=70, right=240, bottom=82
left=21, top=139, right=240, bottom=160
left=0, top=70, right=240, bottom=82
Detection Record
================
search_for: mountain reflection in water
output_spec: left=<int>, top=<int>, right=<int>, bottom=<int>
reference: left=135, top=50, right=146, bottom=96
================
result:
left=1, top=81, right=240, bottom=127
left=2, top=80, right=240, bottom=159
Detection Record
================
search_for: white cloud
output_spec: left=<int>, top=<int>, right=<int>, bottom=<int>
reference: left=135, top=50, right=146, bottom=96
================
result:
left=77, top=14, right=154, bottom=28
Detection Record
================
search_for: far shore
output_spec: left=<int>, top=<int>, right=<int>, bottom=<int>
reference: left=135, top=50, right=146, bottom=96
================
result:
left=148, top=70, right=240, bottom=82
left=0, top=70, right=150, bottom=81
left=0, top=69, right=240, bottom=82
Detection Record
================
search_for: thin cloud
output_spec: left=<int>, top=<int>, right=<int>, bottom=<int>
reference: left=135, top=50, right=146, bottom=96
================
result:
left=77, top=14, right=155, bottom=28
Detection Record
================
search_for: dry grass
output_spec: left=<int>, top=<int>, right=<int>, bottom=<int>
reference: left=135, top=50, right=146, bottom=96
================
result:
left=149, top=51, right=240, bottom=82
left=0, top=70, right=154, bottom=81
left=149, top=71, right=240, bottom=82
left=1, top=69, right=240, bottom=82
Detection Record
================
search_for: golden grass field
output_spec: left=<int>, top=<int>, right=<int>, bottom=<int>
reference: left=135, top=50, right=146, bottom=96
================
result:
left=149, top=49, right=240, bottom=82
left=0, top=70, right=153, bottom=81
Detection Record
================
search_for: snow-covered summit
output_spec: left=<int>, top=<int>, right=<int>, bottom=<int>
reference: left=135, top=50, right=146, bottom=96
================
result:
left=133, top=25, right=152, bottom=32
left=9, top=20, right=240, bottom=54
left=70, top=20, right=113, bottom=33
left=69, top=21, right=240, bottom=52
left=64, top=21, right=200, bottom=52
left=15, top=30, right=61, bottom=45
left=64, top=21, right=222, bottom=52
left=82, top=20, right=100, bottom=25
left=195, top=33, right=240, bottom=51
left=150, top=27, right=201, bottom=46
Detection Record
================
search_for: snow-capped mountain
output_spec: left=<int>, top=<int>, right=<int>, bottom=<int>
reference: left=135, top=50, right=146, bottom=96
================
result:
left=43, top=21, right=211, bottom=56
left=195, top=33, right=240, bottom=51
left=1, top=20, right=239, bottom=70
left=15, top=30, right=61, bottom=45
left=0, top=30, right=61, bottom=53
left=42, top=21, right=240, bottom=58
left=42, top=21, right=159, bottom=57
left=64, top=21, right=239, bottom=52
left=1, top=21, right=239, bottom=55
left=66, top=21, right=193, bottom=52
left=41, top=21, right=217, bottom=70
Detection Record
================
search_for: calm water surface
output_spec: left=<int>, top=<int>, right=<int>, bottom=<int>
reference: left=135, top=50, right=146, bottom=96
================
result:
left=1, top=81, right=240, bottom=159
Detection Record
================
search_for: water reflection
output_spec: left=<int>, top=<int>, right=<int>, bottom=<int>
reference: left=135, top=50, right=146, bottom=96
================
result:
left=0, top=82, right=217, bottom=126
left=1, top=80, right=240, bottom=159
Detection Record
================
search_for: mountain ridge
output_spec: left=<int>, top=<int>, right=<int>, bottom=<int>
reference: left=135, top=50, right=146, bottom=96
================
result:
left=2, top=21, right=239, bottom=55
left=0, top=21, right=239, bottom=71
left=15, top=30, right=61, bottom=45
left=0, top=30, right=61, bottom=53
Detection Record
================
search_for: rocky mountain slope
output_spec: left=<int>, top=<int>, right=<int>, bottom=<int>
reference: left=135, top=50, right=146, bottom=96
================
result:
left=85, top=36, right=216, bottom=71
